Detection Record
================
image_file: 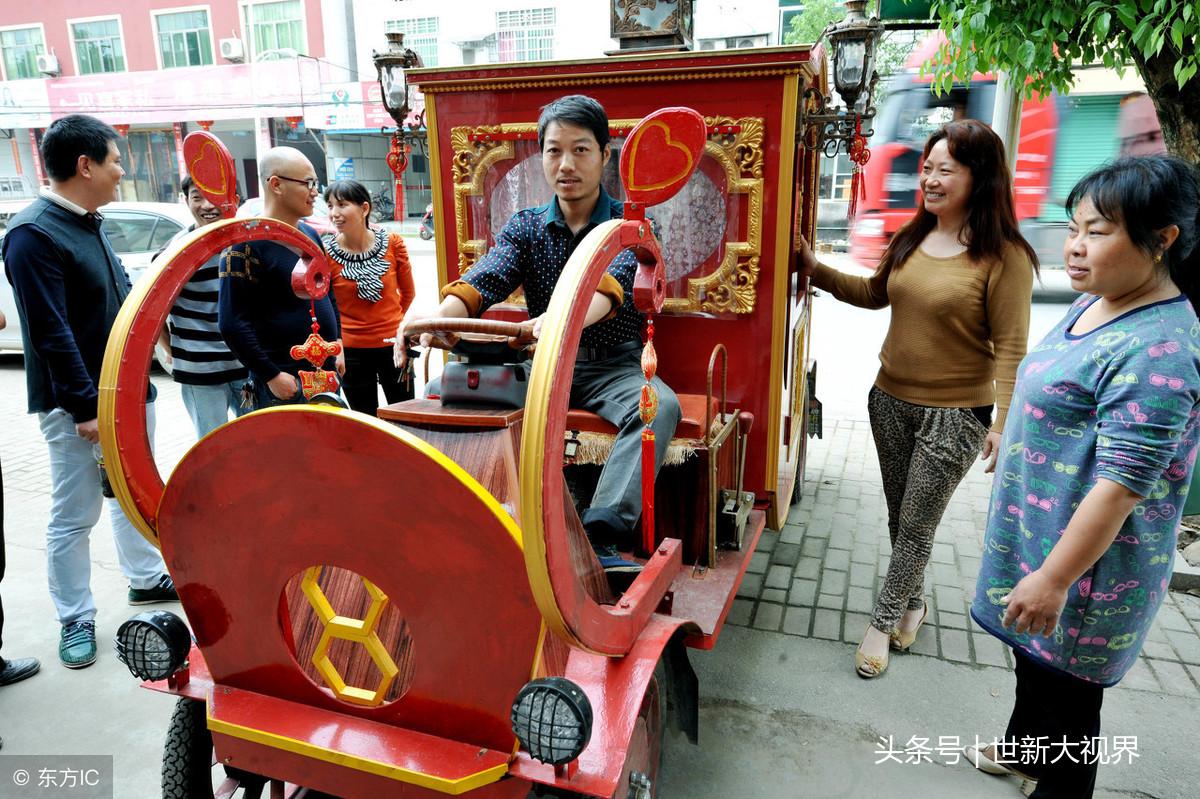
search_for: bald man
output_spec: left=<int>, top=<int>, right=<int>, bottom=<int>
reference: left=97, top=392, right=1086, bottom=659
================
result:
left=217, top=147, right=343, bottom=408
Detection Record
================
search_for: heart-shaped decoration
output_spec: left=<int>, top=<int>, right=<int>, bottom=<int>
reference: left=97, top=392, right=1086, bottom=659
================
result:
left=619, top=108, right=706, bottom=208
left=183, top=132, right=238, bottom=218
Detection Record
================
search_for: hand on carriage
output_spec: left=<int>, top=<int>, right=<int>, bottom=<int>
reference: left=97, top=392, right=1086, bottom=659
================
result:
left=797, top=235, right=819, bottom=284
left=401, top=316, right=537, bottom=356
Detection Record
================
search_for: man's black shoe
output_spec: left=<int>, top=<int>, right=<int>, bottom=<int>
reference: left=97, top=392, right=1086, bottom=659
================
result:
left=0, top=656, right=41, bottom=686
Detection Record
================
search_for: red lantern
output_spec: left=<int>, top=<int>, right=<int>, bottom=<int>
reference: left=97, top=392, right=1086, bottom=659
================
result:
left=384, top=134, right=410, bottom=179
left=114, top=124, right=131, bottom=137
left=196, top=120, right=214, bottom=132
left=285, top=116, right=303, bottom=131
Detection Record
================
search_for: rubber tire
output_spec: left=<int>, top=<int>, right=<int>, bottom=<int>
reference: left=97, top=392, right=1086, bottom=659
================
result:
left=419, top=226, right=434, bottom=241
left=161, top=697, right=214, bottom=798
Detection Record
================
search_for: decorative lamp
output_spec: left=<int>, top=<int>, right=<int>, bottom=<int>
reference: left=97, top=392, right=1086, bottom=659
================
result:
left=801, top=0, right=886, bottom=218
left=373, top=32, right=424, bottom=129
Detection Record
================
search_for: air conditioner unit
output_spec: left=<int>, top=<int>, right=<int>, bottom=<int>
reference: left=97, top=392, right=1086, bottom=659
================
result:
left=36, top=53, right=60, bottom=76
left=219, top=37, right=245, bottom=62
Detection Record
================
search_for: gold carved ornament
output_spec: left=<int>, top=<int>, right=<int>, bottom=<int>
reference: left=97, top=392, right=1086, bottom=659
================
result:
left=448, top=116, right=764, bottom=315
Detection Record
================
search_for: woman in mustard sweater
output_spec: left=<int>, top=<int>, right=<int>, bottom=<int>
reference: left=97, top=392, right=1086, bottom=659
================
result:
left=799, top=120, right=1038, bottom=678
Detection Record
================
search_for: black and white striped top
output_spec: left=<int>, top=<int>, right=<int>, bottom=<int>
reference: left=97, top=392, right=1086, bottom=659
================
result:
left=163, top=226, right=248, bottom=386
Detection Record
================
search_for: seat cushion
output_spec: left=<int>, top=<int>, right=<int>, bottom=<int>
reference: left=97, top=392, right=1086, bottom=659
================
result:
left=565, top=393, right=717, bottom=440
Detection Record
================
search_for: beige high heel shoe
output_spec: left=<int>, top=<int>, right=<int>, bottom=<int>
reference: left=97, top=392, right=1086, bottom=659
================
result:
left=889, top=602, right=929, bottom=652
left=855, top=626, right=890, bottom=678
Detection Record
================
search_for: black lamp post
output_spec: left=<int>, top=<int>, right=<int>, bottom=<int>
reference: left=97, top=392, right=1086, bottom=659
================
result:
left=372, top=32, right=426, bottom=220
left=801, top=0, right=886, bottom=156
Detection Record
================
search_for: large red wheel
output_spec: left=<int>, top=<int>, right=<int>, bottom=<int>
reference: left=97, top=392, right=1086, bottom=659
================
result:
left=98, top=218, right=329, bottom=546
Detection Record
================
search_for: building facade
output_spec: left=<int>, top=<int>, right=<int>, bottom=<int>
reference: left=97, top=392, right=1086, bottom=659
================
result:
left=1, top=0, right=793, bottom=218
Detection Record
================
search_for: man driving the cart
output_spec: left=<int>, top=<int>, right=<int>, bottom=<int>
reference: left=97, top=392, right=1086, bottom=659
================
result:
left=405, top=94, right=681, bottom=576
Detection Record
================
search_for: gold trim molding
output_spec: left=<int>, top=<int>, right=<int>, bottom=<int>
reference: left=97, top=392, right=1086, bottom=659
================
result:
left=449, top=116, right=764, bottom=314
left=419, top=66, right=805, bottom=94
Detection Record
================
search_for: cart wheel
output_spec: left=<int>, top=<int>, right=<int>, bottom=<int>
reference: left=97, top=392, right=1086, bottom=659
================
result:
left=615, top=662, right=665, bottom=799
left=161, top=697, right=268, bottom=798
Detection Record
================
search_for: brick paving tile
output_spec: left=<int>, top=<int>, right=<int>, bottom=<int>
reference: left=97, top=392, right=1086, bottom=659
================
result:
left=936, top=610, right=969, bottom=631
left=765, top=564, right=792, bottom=590
left=801, top=537, right=827, bottom=558
left=816, top=593, right=844, bottom=611
left=788, top=579, right=818, bottom=607
left=727, top=598, right=754, bottom=627
left=842, top=613, right=871, bottom=644
left=1176, top=593, right=1200, bottom=621
left=752, top=603, right=784, bottom=632
left=736, top=571, right=763, bottom=599
left=782, top=607, right=812, bottom=636
left=812, top=609, right=842, bottom=641
left=778, top=525, right=804, bottom=545
left=823, top=548, right=851, bottom=572
left=850, top=544, right=877, bottom=565
left=760, top=588, right=787, bottom=604
left=1116, top=658, right=1161, bottom=693
left=846, top=587, right=874, bottom=615
left=771, top=542, right=801, bottom=567
left=909, top=632, right=939, bottom=658
left=1154, top=602, right=1194, bottom=633
left=747, top=551, right=769, bottom=575
left=930, top=542, right=955, bottom=564
left=756, top=530, right=779, bottom=553
left=849, top=562, right=875, bottom=588
left=1164, top=628, right=1200, bottom=665
left=1139, top=638, right=1178, bottom=662
left=1143, top=659, right=1199, bottom=698
left=939, top=629, right=972, bottom=664
left=971, top=634, right=1010, bottom=669
left=794, top=557, right=821, bottom=580
left=819, top=570, right=847, bottom=595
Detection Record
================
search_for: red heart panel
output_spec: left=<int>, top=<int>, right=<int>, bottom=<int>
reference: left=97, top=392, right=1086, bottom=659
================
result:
left=183, top=131, right=239, bottom=218
left=619, top=107, right=707, bottom=208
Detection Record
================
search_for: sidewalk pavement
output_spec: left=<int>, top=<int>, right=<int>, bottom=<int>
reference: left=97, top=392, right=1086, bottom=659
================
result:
left=662, top=417, right=1200, bottom=798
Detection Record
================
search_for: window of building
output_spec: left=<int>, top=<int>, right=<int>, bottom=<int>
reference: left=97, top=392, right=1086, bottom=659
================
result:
left=492, top=8, right=555, bottom=63
left=385, top=17, right=439, bottom=67
left=0, top=26, right=45, bottom=80
left=71, top=17, right=126, bottom=75
left=241, top=0, right=305, bottom=60
left=155, top=8, right=214, bottom=68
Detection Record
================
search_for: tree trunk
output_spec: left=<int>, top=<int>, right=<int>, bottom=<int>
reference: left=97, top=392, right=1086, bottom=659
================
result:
left=1132, top=48, right=1200, bottom=165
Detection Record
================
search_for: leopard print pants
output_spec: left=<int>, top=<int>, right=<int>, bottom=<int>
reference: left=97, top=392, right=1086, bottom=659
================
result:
left=867, top=386, right=989, bottom=633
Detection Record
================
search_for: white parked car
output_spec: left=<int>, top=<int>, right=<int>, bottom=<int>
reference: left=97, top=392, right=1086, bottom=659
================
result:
left=0, top=200, right=195, bottom=354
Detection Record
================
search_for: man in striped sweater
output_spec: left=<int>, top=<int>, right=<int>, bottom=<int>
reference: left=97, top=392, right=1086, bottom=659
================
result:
left=155, top=177, right=250, bottom=438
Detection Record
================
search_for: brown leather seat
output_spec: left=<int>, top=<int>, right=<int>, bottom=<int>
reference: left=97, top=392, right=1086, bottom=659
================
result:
left=564, top=393, right=717, bottom=440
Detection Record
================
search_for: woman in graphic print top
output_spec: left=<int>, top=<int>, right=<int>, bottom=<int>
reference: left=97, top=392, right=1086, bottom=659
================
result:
left=321, top=179, right=416, bottom=416
left=968, top=156, right=1200, bottom=798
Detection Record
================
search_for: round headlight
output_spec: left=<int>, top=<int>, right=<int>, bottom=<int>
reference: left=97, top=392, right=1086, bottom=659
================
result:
left=114, top=610, right=191, bottom=681
left=510, top=677, right=593, bottom=765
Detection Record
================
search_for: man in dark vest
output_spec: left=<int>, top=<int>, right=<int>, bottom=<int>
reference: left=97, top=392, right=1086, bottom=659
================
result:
left=2, top=114, right=177, bottom=671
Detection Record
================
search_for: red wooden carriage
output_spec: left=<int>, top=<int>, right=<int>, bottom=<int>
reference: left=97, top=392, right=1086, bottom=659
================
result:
left=100, top=42, right=826, bottom=799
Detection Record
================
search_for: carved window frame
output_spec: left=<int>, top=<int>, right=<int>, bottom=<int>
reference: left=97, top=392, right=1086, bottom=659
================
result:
left=448, top=116, right=764, bottom=314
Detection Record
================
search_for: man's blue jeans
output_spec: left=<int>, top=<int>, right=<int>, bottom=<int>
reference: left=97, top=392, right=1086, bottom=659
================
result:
left=180, top=380, right=249, bottom=438
left=38, top=404, right=166, bottom=626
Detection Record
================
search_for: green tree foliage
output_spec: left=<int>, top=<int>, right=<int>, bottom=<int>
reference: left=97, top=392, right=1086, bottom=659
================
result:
left=924, top=1, right=1200, bottom=161
left=783, top=0, right=845, bottom=45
